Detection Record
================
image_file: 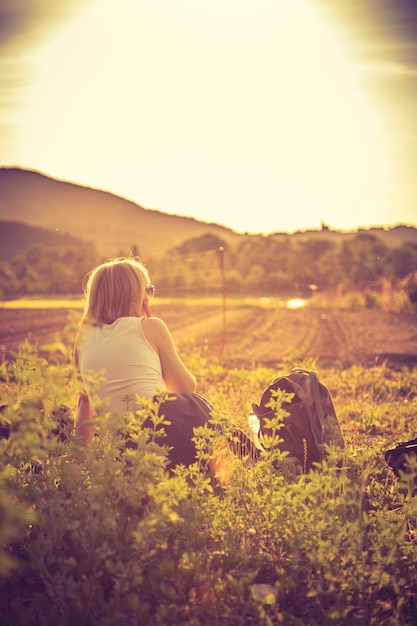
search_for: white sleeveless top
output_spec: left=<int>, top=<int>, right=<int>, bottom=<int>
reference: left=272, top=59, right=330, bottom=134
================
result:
left=78, top=316, right=165, bottom=412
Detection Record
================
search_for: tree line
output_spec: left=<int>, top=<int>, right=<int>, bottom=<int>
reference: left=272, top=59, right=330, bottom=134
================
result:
left=148, top=232, right=417, bottom=299
left=1, top=231, right=416, bottom=300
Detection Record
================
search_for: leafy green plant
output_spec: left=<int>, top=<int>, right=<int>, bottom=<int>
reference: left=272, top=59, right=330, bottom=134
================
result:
left=0, top=342, right=416, bottom=625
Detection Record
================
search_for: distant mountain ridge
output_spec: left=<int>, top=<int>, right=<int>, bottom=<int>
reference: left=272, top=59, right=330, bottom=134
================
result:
left=0, top=167, right=242, bottom=259
left=0, top=220, right=88, bottom=263
left=0, top=167, right=416, bottom=260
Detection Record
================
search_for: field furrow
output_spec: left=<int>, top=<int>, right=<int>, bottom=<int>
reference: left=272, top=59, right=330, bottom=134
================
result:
left=1, top=302, right=417, bottom=368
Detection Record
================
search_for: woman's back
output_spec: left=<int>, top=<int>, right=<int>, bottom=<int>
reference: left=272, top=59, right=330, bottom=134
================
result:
left=78, top=316, right=165, bottom=412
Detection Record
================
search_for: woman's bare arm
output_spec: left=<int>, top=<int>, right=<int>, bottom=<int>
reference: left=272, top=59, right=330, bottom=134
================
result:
left=73, top=339, right=96, bottom=443
left=142, top=317, right=196, bottom=394
left=75, top=393, right=96, bottom=443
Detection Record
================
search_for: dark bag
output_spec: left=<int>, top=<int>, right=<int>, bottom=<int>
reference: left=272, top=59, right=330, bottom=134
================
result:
left=124, top=393, right=213, bottom=469
left=155, top=392, right=213, bottom=468
left=157, top=394, right=257, bottom=468
left=385, top=438, right=417, bottom=477
left=251, top=368, right=344, bottom=471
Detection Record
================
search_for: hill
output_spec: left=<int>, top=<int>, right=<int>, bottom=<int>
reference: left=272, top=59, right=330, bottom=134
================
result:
left=0, top=168, right=242, bottom=260
left=0, top=220, right=88, bottom=263
left=268, top=223, right=417, bottom=249
left=0, top=167, right=416, bottom=261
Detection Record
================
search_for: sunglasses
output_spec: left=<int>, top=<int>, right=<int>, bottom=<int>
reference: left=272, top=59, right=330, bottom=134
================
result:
left=145, top=284, right=155, bottom=299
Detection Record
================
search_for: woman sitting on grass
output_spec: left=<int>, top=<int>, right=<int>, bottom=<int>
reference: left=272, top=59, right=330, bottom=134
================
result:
left=74, top=256, right=215, bottom=468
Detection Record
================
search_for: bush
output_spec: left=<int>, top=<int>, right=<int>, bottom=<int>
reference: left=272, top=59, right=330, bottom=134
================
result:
left=0, top=344, right=416, bottom=625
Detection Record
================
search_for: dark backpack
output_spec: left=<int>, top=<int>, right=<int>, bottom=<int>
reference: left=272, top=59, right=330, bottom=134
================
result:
left=251, top=368, right=344, bottom=471
left=385, top=438, right=417, bottom=478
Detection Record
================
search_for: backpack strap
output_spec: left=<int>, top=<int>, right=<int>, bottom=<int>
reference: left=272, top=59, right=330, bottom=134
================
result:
left=291, top=368, right=326, bottom=456
left=308, top=370, right=326, bottom=430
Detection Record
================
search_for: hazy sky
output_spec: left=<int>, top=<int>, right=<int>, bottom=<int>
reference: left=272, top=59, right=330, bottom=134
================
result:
left=1, top=0, right=416, bottom=234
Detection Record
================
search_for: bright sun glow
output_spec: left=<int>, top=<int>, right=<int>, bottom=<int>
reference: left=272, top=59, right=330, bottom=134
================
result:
left=16, top=0, right=396, bottom=233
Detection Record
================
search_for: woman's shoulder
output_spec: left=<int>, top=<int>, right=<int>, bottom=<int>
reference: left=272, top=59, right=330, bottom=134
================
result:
left=141, top=316, right=168, bottom=332
left=141, top=316, right=172, bottom=343
left=141, top=315, right=165, bottom=323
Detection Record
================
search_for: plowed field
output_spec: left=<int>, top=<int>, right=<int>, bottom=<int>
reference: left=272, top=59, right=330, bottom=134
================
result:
left=1, top=300, right=417, bottom=368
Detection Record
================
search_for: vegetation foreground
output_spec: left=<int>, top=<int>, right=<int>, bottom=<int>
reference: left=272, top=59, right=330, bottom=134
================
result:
left=0, top=333, right=416, bottom=625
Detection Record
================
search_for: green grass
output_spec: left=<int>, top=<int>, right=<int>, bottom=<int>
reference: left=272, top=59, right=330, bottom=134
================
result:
left=0, top=296, right=84, bottom=309
left=0, top=327, right=416, bottom=625
left=0, top=294, right=304, bottom=310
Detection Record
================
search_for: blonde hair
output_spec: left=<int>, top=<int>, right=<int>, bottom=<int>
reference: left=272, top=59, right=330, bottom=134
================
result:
left=81, top=257, right=151, bottom=326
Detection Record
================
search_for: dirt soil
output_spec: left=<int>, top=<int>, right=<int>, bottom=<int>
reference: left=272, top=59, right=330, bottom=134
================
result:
left=1, top=302, right=417, bottom=369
